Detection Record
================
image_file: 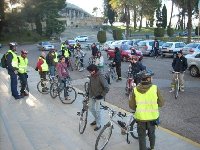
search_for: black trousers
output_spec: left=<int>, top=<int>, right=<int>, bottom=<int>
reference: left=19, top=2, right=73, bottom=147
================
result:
left=18, top=73, right=28, bottom=93
left=115, top=62, right=121, bottom=79
left=137, top=121, right=156, bottom=150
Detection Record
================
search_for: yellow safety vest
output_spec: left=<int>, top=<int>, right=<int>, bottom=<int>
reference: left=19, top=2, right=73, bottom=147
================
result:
left=64, top=49, right=70, bottom=58
left=54, top=52, right=58, bottom=63
left=39, top=57, right=49, bottom=71
left=134, top=85, right=159, bottom=121
left=8, top=50, right=19, bottom=69
left=18, top=56, right=28, bottom=74
left=61, top=43, right=66, bottom=50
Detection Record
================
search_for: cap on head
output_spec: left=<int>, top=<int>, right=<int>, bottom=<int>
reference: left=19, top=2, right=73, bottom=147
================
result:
left=21, top=49, right=28, bottom=54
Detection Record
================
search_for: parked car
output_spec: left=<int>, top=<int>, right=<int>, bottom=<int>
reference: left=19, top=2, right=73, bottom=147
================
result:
left=136, top=40, right=154, bottom=56
left=181, top=43, right=200, bottom=55
left=103, top=41, right=113, bottom=51
left=67, top=40, right=77, bottom=48
left=161, top=42, right=186, bottom=57
left=37, top=41, right=54, bottom=51
left=107, top=44, right=143, bottom=61
left=185, top=52, right=200, bottom=77
left=74, top=35, right=88, bottom=42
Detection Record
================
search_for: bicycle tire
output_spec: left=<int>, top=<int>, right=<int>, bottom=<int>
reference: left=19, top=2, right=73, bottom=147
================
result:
left=77, top=62, right=82, bottom=71
left=37, top=80, right=50, bottom=94
left=95, top=122, right=113, bottom=150
left=175, top=79, right=179, bottom=99
left=59, top=86, right=77, bottom=104
left=50, top=82, right=59, bottom=98
left=79, top=108, right=88, bottom=134
left=84, top=82, right=89, bottom=93
left=130, top=119, right=138, bottom=139
left=125, top=80, right=130, bottom=95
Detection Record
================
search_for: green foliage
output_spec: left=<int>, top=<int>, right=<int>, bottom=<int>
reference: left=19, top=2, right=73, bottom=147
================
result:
left=195, top=26, right=200, bottom=35
left=113, top=29, right=123, bottom=40
left=105, top=0, right=115, bottom=25
left=154, top=28, right=165, bottom=37
left=162, top=4, right=167, bottom=29
left=167, top=26, right=174, bottom=37
left=97, top=31, right=107, bottom=44
left=156, top=5, right=163, bottom=28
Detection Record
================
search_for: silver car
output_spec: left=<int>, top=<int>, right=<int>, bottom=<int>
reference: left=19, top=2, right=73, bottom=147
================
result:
left=181, top=43, right=200, bottom=55
left=38, top=41, right=55, bottom=51
left=137, top=40, right=154, bottom=55
left=185, top=52, right=200, bottom=77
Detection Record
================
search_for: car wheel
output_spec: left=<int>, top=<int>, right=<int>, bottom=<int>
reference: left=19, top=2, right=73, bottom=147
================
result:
left=190, top=66, right=199, bottom=77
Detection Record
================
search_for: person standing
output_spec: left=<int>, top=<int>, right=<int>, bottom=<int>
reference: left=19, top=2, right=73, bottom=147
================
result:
left=152, top=39, right=159, bottom=58
left=170, top=50, right=187, bottom=92
left=46, top=49, right=57, bottom=81
left=87, top=64, right=109, bottom=131
left=113, top=47, right=122, bottom=81
left=95, top=51, right=104, bottom=72
left=18, top=50, right=29, bottom=96
left=6, top=43, right=23, bottom=99
left=91, top=43, right=98, bottom=58
left=129, top=70, right=164, bottom=150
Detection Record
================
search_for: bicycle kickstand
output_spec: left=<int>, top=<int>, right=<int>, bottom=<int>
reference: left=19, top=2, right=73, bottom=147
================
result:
left=126, top=133, right=130, bottom=144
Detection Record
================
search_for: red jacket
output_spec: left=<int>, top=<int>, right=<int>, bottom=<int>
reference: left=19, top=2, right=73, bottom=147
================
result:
left=37, top=56, right=45, bottom=72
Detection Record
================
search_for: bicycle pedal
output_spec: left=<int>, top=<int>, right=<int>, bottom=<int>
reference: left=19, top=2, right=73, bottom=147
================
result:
left=77, top=112, right=80, bottom=116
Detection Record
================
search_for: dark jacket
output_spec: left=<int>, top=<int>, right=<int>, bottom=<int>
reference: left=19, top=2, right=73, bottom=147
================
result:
left=131, top=61, right=146, bottom=77
left=6, top=50, right=18, bottom=73
left=152, top=40, right=159, bottom=50
left=46, top=51, right=56, bottom=66
left=129, top=81, right=164, bottom=112
left=89, top=71, right=109, bottom=98
left=172, top=56, right=187, bottom=72
left=113, top=49, right=121, bottom=63
left=92, top=46, right=98, bottom=56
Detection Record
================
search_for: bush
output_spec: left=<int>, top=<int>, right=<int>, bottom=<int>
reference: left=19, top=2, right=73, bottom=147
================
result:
left=154, top=28, right=165, bottom=37
left=195, top=26, right=200, bottom=35
left=113, top=29, right=123, bottom=40
left=167, top=26, right=174, bottom=37
left=97, top=31, right=107, bottom=44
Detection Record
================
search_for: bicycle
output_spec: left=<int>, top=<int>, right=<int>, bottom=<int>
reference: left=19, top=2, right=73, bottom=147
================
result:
left=125, top=65, right=136, bottom=97
left=49, top=77, right=77, bottom=104
left=171, top=71, right=181, bottom=99
left=66, top=57, right=74, bottom=71
left=88, top=56, right=96, bottom=65
left=104, top=62, right=117, bottom=84
left=95, top=104, right=138, bottom=150
left=37, top=78, right=52, bottom=94
left=74, top=55, right=85, bottom=71
left=77, top=91, right=89, bottom=134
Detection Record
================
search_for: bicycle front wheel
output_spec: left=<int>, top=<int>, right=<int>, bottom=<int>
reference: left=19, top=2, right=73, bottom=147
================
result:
left=59, top=86, right=77, bottom=104
left=50, top=82, right=59, bottom=98
left=130, top=119, right=138, bottom=139
left=37, top=80, right=50, bottom=94
left=79, top=108, right=88, bottom=134
left=84, top=82, right=89, bottom=93
left=95, top=123, right=112, bottom=150
left=175, top=79, right=179, bottom=99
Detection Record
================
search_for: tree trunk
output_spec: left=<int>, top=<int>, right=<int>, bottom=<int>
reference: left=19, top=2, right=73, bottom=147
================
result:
left=187, top=0, right=192, bottom=43
left=168, top=0, right=174, bottom=27
left=125, top=5, right=130, bottom=39
left=139, top=11, right=143, bottom=32
left=0, top=0, right=5, bottom=36
left=133, top=6, right=137, bottom=30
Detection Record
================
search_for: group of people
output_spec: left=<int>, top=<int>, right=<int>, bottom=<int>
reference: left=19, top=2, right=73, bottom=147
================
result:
left=3, top=39, right=189, bottom=150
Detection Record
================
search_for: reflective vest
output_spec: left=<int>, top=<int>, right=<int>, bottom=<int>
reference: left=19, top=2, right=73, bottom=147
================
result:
left=61, top=43, right=66, bottom=50
left=54, top=52, right=58, bottom=63
left=18, top=56, right=28, bottom=74
left=39, top=57, right=49, bottom=71
left=134, top=85, right=159, bottom=121
left=64, top=49, right=70, bottom=58
left=8, top=50, right=19, bottom=69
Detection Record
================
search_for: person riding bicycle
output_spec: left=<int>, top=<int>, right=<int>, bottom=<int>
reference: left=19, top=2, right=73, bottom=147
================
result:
left=46, top=49, right=57, bottom=81
left=129, top=70, right=164, bottom=150
left=36, top=52, right=49, bottom=92
left=87, top=64, right=109, bottom=131
left=95, top=51, right=104, bottom=72
left=56, top=56, right=70, bottom=92
left=129, top=56, right=146, bottom=85
left=91, top=43, right=98, bottom=58
left=75, top=46, right=85, bottom=72
left=170, top=50, right=187, bottom=92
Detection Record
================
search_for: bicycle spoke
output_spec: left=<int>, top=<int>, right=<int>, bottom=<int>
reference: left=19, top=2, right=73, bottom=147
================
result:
left=59, top=87, right=77, bottom=104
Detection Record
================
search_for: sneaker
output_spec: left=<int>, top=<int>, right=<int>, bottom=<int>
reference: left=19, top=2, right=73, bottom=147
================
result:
left=94, top=125, right=101, bottom=131
left=169, top=88, right=175, bottom=92
left=79, top=68, right=84, bottom=72
left=90, top=121, right=96, bottom=126
left=180, top=88, right=184, bottom=92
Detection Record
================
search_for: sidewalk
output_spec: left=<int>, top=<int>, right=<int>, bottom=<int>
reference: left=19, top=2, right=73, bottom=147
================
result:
left=0, top=67, right=200, bottom=150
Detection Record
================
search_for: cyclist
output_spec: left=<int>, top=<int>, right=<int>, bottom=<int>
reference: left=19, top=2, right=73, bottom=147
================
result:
left=36, top=52, right=49, bottom=92
left=87, top=64, right=109, bottom=131
left=91, top=43, right=98, bottom=58
left=129, top=56, right=146, bottom=85
left=113, top=47, right=122, bottom=81
left=75, top=46, right=85, bottom=72
left=18, top=50, right=29, bottom=96
left=129, top=70, right=164, bottom=150
left=170, top=50, right=187, bottom=92
left=95, top=51, right=104, bottom=72
left=46, top=49, right=57, bottom=81
left=61, top=44, right=71, bottom=66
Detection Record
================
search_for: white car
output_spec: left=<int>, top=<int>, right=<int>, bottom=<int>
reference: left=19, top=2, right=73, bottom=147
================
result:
left=185, top=52, right=200, bottom=77
left=137, top=40, right=154, bottom=55
left=103, top=41, right=113, bottom=51
left=161, top=42, right=186, bottom=57
left=37, top=41, right=54, bottom=51
left=74, top=35, right=88, bottom=42
left=181, top=43, right=200, bottom=55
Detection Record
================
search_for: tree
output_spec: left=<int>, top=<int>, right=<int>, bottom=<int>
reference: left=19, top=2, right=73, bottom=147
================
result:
left=162, top=4, right=167, bottom=29
left=156, top=4, right=162, bottom=28
left=168, top=0, right=174, bottom=28
left=107, top=0, right=115, bottom=26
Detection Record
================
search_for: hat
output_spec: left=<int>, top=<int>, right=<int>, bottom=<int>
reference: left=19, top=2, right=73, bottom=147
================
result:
left=21, top=49, right=28, bottom=54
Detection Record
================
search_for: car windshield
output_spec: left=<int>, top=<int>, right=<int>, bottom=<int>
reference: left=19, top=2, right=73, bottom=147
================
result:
left=185, top=43, right=199, bottom=48
left=162, top=43, right=173, bottom=48
left=43, top=42, right=51, bottom=45
left=121, top=44, right=131, bottom=50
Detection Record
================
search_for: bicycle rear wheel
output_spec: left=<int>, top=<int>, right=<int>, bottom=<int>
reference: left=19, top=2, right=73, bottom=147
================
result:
left=95, top=122, right=113, bottom=150
left=174, top=79, right=179, bottom=99
left=130, top=119, right=138, bottom=139
left=79, top=108, right=88, bottom=134
left=50, top=82, right=59, bottom=98
left=125, top=80, right=130, bottom=95
left=37, top=80, right=50, bottom=94
left=59, top=86, right=77, bottom=104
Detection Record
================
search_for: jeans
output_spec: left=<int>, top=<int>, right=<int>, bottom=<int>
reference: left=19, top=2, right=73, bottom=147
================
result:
left=49, top=66, right=55, bottom=79
left=137, top=121, right=156, bottom=150
left=89, top=98, right=103, bottom=127
left=18, top=73, right=28, bottom=93
left=8, top=71, right=19, bottom=97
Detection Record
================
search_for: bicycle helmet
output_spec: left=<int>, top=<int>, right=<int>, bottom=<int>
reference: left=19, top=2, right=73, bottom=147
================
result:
left=138, top=70, right=154, bottom=79
left=21, top=49, right=28, bottom=54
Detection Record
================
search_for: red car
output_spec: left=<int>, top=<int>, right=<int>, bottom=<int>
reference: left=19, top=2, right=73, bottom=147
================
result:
left=107, top=44, right=143, bottom=61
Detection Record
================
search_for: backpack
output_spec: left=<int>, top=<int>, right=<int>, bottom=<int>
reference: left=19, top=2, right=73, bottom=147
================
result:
left=1, top=53, right=8, bottom=68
